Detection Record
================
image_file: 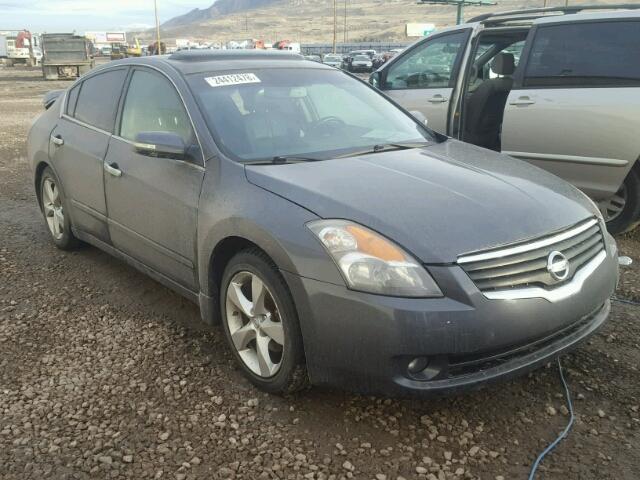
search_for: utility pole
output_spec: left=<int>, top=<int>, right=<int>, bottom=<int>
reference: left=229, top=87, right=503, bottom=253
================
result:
left=332, top=0, right=337, bottom=53
left=343, top=0, right=348, bottom=44
left=154, top=0, right=162, bottom=55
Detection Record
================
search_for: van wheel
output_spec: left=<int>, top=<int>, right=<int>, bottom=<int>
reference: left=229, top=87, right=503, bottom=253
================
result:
left=601, top=168, right=640, bottom=235
left=39, top=166, right=80, bottom=250
left=220, top=249, right=309, bottom=394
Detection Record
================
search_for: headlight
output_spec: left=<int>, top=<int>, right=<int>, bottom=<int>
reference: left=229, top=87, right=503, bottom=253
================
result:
left=307, top=220, right=442, bottom=298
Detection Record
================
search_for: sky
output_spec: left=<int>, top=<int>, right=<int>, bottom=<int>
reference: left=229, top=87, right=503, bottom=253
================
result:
left=0, top=0, right=209, bottom=32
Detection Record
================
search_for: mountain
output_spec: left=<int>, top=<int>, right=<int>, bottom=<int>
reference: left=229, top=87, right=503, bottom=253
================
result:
left=162, top=0, right=281, bottom=28
left=147, top=0, right=624, bottom=44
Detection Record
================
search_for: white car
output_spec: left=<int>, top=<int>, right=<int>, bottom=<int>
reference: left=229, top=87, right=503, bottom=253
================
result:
left=349, top=54, right=372, bottom=72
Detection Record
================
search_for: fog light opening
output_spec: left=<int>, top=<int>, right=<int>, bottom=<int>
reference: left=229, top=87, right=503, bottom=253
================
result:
left=407, top=357, right=429, bottom=374
left=405, top=355, right=446, bottom=381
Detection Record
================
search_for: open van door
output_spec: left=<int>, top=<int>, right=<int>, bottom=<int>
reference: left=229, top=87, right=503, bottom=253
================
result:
left=374, top=30, right=471, bottom=134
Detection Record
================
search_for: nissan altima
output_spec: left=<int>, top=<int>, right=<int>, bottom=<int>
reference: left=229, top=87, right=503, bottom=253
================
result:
left=27, top=50, right=619, bottom=395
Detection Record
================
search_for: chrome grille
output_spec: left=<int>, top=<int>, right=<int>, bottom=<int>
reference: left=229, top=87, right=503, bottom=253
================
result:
left=458, top=218, right=604, bottom=292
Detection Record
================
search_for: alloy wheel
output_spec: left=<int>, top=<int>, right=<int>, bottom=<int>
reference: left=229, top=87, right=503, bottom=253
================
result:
left=225, top=271, right=285, bottom=378
left=43, top=178, right=64, bottom=240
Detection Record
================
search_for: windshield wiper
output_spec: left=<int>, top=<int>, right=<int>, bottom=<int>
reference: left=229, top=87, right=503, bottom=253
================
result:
left=336, top=141, right=431, bottom=158
left=246, top=143, right=430, bottom=164
left=272, top=155, right=323, bottom=164
left=246, top=155, right=323, bottom=165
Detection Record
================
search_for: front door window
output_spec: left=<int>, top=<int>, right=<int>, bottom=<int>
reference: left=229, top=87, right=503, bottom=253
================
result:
left=384, top=32, right=467, bottom=90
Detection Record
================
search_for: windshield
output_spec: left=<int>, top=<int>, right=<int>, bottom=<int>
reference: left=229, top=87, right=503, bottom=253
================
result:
left=188, top=68, right=435, bottom=162
left=325, top=55, right=341, bottom=61
left=354, top=55, right=370, bottom=61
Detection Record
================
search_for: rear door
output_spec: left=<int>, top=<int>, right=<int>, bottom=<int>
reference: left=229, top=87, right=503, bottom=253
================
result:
left=50, top=67, right=128, bottom=242
left=502, top=19, right=640, bottom=200
left=103, top=67, right=204, bottom=290
left=377, top=30, right=471, bottom=134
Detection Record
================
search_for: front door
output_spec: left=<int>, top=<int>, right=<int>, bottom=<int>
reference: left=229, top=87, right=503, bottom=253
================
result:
left=103, top=67, right=205, bottom=290
left=379, top=30, right=471, bottom=134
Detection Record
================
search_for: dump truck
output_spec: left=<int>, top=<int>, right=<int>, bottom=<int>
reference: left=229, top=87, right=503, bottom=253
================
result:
left=41, top=33, right=94, bottom=80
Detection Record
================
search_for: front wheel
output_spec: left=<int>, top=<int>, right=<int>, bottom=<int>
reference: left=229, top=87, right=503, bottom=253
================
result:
left=220, top=249, right=308, bottom=394
left=600, top=168, right=640, bottom=235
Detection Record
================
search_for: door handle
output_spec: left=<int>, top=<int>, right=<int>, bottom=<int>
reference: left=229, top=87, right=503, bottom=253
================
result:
left=427, top=94, right=448, bottom=104
left=51, top=134, right=64, bottom=146
left=509, top=96, right=535, bottom=106
left=104, top=162, right=122, bottom=177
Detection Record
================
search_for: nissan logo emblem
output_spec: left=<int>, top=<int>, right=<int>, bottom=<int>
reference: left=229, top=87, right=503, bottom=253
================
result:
left=547, top=251, right=570, bottom=281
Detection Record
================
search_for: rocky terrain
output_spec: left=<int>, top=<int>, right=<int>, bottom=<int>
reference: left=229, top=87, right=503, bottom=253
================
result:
left=1, top=66, right=639, bottom=480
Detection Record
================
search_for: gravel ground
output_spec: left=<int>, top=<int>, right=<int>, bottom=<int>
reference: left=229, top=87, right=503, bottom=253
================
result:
left=1, top=67, right=639, bottom=480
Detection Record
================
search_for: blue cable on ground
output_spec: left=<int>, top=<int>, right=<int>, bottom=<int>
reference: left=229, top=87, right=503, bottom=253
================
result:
left=528, top=357, right=575, bottom=480
left=612, top=295, right=640, bottom=307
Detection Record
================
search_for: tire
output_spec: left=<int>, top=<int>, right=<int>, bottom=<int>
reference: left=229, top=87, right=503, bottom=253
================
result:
left=39, top=166, right=80, bottom=250
left=220, top=248, right=308, bottom=394
left=603, top=168, right=640, bottom=235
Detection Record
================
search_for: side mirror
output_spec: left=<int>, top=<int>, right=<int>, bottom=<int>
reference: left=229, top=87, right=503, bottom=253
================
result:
left=369, top=71, right=381, bottom=88
left=409, top=110, right=428, bottom=127
left=133, top=131, right=186, bottom=159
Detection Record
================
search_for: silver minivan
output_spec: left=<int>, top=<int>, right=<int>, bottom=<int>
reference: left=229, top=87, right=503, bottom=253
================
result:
left=370, top=5, right=640, bottom=233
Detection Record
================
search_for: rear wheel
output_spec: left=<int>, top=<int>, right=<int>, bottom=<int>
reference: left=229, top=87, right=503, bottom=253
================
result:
left=39, top=167, right=79, bottom=250
left=600, top=168, right=640, bottom=235
left=220, top=249, right=308, bottom=394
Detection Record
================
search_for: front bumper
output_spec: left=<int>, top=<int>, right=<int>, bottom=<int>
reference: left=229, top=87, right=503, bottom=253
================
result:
left=283, top=235, right=618, bottom=396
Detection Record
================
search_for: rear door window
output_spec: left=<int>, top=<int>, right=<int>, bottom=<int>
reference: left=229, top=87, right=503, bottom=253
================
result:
left=73, top=68, right=128, bottom=132
left=524, top=21, right=640, bottom=87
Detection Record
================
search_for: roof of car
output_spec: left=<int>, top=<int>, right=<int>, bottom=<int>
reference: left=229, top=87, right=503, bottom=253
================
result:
left=468, top=4, right=640, bottom=26
left=108, top=50, right=331, bottom=76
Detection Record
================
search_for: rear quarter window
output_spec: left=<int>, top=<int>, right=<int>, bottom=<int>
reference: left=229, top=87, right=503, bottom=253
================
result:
left=66, top=83, right=80, bottom=116
left=524, top=21, right=640, bottom=87
left=73, top=68, right=128, bottom=132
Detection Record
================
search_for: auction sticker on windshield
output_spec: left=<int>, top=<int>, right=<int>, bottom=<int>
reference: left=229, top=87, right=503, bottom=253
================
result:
left=205, top=73, right=261, bottom=87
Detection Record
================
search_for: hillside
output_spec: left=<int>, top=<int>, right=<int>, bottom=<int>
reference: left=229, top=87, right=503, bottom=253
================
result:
left=162, top=0, right=280, bottom=28
left=141, top=0, right=624, bottom=45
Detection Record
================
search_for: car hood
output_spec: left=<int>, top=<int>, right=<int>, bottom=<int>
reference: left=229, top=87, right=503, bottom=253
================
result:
left=245, top=140, right=598, bottom=263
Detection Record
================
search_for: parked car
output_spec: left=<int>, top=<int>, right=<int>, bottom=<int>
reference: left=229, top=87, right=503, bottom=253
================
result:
left=349, top=54, right=373, bottom=72
left=28, top=50, right=618, bottom=396
left=303, top=54, right=321, bottom=63
left=370, top=5, right=640, bottom=234
left=344, top=49, right=377, bottom=70
left=322, top=53, right=343, bottom=68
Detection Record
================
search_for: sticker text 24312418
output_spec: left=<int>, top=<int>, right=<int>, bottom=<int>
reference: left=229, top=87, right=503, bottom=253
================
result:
left=205, top=73, right=261, bottom=88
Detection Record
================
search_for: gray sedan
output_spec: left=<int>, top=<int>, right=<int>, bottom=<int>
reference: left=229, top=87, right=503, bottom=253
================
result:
left=27, top=50, right=618, bottom=395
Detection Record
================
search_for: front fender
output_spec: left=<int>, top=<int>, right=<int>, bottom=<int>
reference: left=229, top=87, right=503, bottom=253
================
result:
left=197, top=159, right=346, bottom=299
